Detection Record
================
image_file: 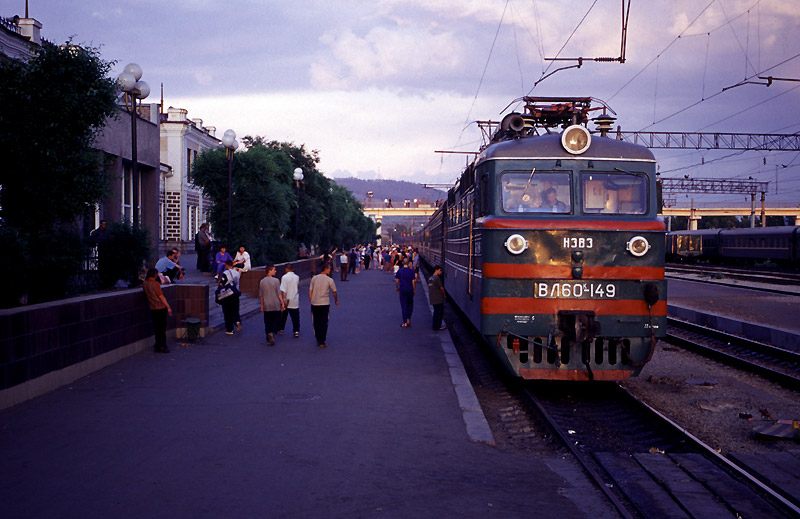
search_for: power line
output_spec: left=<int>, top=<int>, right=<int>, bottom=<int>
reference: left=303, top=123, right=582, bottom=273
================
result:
left=697, top=84, right=800, bottom=130
left=525, top=0, right=600, bottom=96
left=608, top=0, right=716, bottom=102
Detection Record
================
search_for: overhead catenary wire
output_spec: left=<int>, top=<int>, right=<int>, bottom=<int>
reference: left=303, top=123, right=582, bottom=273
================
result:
left=608, top=0, right=717, bottom=102
left=525, top=0, right=600, bottom=96
left=441, top=0, right=511, bottom=184
left=639, top=51, right=800, bottom=130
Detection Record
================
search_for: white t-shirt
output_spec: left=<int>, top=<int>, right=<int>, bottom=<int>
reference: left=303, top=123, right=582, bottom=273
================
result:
left=223, top=268, right=240, bottom=290
left=234, top=251, right=251, bottom=271
left=340, top=253, right=348, bottom=264
left=279, top=271, right=300, bottom=309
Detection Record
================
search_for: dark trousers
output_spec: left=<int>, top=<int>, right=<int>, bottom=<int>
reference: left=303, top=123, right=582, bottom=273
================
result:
left=399, top=290, right=414, bottom=323
left=163, top=266, right=181, bottom=282
left=151, top=308, right=168, bottom=349
left=196, top=246, right=210, bottom=271
left=221, top=296, right=239, bottom=332
left=263, top=310, right=281, bottom=337
left=281, top=307, right=300, bottom=334
left=432, top=303, right=444, bottom=330
left=311, top=304, right=330, bottom=345
left=340, top=265, right=348, bottom=281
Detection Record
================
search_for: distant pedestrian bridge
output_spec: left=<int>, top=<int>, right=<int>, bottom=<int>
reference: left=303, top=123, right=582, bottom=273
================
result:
left=361, top=200, right=439, bottom=222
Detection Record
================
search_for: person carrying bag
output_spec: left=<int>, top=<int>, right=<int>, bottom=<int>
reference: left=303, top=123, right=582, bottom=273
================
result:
left=216, top=269, right=241, bottom=335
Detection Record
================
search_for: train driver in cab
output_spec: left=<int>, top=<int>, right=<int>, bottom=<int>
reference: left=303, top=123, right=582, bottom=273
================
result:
left=503, top=183, right=537, bottom=213
left=539, top=187, right=568, bottom=213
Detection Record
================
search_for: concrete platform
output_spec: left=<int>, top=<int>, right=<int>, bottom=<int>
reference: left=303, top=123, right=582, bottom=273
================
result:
left=667, top=278, right=800, bottom=351
left=0, top=266, right=616, bottom=518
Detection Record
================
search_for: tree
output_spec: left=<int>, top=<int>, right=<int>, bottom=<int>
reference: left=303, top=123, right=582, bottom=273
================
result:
left=191, top=137, right=377, bottom=263
left=191, top=142, right=293, bottom=264
left=0, top=41, right=120, bottom=305
left=0, top=41, right=119, bottom=234
left=698, top=216, right=740, bottom=229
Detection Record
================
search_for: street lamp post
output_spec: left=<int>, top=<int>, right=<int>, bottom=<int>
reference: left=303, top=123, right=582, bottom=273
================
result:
left=222, top=129, right=238, bottom=251
left=117, top=63, right=150, bottom=226
left=293, top=168, right=304, bottom=240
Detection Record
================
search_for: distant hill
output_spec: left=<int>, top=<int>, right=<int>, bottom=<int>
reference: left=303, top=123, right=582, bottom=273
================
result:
left=332, top=177, right=446, bottom=205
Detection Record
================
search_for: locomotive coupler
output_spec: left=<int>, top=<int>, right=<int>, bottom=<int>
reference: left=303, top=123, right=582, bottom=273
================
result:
left=557, top=310, right=601, bottom=344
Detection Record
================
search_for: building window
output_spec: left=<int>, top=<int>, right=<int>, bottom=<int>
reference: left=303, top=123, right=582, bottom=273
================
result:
left=122, top=163, right=132, bottom=223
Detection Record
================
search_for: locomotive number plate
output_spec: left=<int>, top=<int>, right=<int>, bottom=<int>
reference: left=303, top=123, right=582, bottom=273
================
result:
left=536, top=282, right=617, bottom=299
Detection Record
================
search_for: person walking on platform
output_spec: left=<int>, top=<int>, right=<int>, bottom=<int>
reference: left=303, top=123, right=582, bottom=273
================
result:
left=339, top=250, right=349, bottom=281
left=259, top=264, right=284, bottom=346
left=279, top=263, right=301, bottom=338
left=221, top=260, right=242, bottom=334
left=309, top=263, right=338, bottom=348
left=395, top=258, right=416, bottom=327
left=428, top=265, right=446, bottom=330
left=143, top=268, right=172, bottom=353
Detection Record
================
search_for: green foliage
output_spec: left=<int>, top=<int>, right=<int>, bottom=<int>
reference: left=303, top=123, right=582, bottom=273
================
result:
left=191, top=137, right=377, bottom=264
left=27, top=229, right=87, bottom=304
left=698, top=216, right=740, bottom=229
left=97, top=222, right=151, bottom=288
left=0, top=41, right=120, bottom=306
left=0, top=41, right=119, bottom=233
left=0, top=226, right=29, bottom=308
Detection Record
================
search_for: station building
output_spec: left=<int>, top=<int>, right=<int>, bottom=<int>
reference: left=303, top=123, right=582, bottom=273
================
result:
left=157, top=106, right=219, bottom=253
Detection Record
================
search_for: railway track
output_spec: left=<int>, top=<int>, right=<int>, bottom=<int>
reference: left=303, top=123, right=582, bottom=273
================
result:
left=439, top=273, right=800, bottom=518
left=522, top=382, right=800, bottom=519
left=665, top=317, right=800, bottom=392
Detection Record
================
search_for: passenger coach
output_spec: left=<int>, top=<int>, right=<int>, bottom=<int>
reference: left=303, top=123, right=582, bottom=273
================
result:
left=418, top=97, right=667, bottom=381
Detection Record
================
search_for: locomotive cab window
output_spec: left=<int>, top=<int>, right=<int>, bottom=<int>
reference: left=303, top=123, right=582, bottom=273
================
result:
left=501, top=171, right=571, bottom=214
left=581, top=172, right=647, bottom=215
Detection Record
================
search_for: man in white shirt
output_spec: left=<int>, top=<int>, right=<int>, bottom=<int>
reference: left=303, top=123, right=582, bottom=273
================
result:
left=279, top=263, right=301, bottom=337
left=339, top=250, right=349, bottom=281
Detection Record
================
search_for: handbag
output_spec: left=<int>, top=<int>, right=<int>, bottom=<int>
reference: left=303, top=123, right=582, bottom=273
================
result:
left=214, top=272, right=240, bottom=304
left=215, top=285, right=235, bottom=303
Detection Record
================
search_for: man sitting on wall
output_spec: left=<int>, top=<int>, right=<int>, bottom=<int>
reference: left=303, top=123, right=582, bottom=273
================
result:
left=155, top=249, right=184, bottom=283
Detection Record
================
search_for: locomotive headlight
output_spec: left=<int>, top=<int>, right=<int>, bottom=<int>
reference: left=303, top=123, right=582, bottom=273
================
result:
left=505, top=234, right=528, bottom=255
left=561, top=125, right=591, bottom=155
left=626, top=236, right=651, bottom=257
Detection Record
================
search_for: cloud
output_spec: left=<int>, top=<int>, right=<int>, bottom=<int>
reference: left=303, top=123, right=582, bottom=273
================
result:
left=192, top=69, right=214, bottom=86
left=310, top=23, right=465, bottom=91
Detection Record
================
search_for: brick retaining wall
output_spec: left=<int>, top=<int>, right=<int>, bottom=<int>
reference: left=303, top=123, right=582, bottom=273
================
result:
left=0, top=284, right=208, bottom=409
left=240, top=258, right=321, bottom=297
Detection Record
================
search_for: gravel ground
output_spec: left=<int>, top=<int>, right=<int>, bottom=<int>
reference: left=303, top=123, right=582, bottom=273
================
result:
left=621, top=341, right=800, bottom=455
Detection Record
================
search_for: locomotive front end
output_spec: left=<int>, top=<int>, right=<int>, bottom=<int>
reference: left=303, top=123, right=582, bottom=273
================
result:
left=477, top=117, right=666, bottom=381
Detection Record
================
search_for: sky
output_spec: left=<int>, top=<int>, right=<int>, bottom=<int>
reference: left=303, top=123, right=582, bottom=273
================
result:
left=13, top=0, right=800, bottom=206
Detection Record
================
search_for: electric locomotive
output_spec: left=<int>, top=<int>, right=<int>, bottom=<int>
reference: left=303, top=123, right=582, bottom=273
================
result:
left=418, top=97, right=666, bottom=381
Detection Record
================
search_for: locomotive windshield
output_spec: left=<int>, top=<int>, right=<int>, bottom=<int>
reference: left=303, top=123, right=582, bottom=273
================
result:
left=501, top=171, right=571, bottom=214
left=581, top=172, right=647, bottom=215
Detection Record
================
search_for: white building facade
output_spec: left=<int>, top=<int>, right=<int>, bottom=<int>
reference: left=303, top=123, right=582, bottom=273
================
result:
left=158, top=106, right=219, bottom=252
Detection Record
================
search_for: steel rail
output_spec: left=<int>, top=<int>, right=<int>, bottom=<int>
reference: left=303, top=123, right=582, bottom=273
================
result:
left=519, top=385, right=637, bottom=519
left=620, top=386, right=800, bottom=516
left=666, top=318, right=800, bottom=392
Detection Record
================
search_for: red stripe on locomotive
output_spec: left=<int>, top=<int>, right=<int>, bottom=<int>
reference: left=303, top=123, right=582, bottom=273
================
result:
left=483, top=263, right=664, bottom=280
left=519, top=369, right=634, bottom=381
left=481, top=297, right=667, bottom=316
